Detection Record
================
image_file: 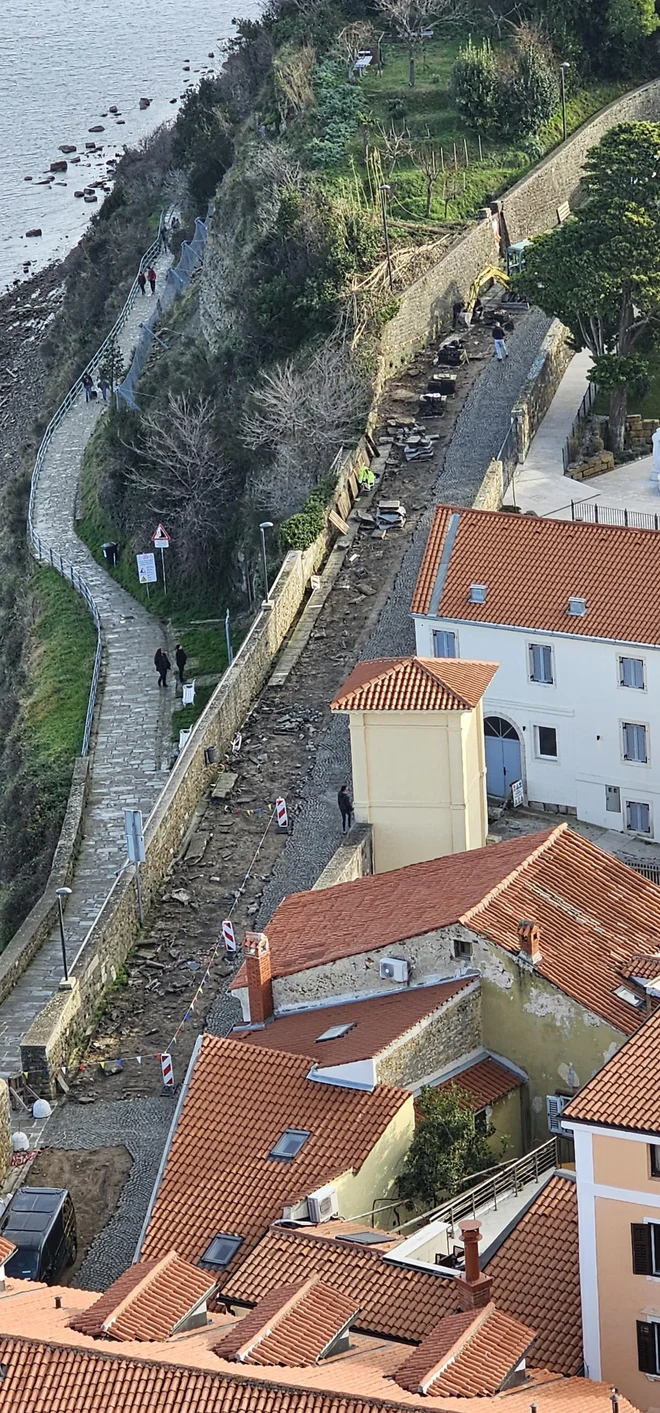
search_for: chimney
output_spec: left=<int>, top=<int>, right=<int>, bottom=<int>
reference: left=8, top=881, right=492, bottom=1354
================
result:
left=517, top=919, right=541, bottom=966
left=245, top=932, right=273, bottom=1025
left=455, top=1219, right=493, bottom=1311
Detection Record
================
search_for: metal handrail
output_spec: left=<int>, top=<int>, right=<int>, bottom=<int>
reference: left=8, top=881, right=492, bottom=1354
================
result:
left=27, top=214, right=165, bottom=756
left=390, top=1137, right=559, bottom=1237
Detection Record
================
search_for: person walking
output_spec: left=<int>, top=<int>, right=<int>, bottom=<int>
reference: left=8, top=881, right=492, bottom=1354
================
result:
left=82, top=371, right=93, bottom=403
left=492, top=320, right=508, bottom=361
left=154, top=648, right=171, bottom=688
left=175, top=643, right=187, bottom=685
left=97, top=374, right=110, bottom=403
left=137, top=270, right=147, bottom=296
left=147, top=266, right=157, bottom=295
left=338, top=784, right=354, bottom=834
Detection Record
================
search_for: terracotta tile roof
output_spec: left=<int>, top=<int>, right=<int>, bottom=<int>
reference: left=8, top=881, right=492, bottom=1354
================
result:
left=564, top=1004, right=660, bottom=1131
left=236, top=980, right=475, bottom=1065
left=330, top=658, right=498, bottom=713
left=619, top=954, right=660, bottom=982
left=394, top=1303, right=535, bottom=1396
left=141, top=1036, right=409, bottom=1271
left=435, top=1058, right=524, bottom=1110
left=223, top=1225, right=458, bottom=1342
left=69, top=1252, right=214, bottom=1342
left=0, top=1237, right=16, bottom=1266
left=214, top=1276, right=358, bottom=1366
left=484, top=1174, right=581, bottom=1376
left=411, top=504, right=660, bottom=644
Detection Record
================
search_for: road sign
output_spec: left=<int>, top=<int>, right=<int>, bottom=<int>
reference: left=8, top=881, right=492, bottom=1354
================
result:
left=511, top=779, right=524, bottom=808
left=124, top=809, right=145, bottom=863
left=275, top=796, right=289, bottom=830
left=222, top=919, right=236, bottom=953
left=160, top=1053, right=174, bottom=1087
left=152, top=522, right=171, bottom=548
left=310, top=574, right=321, bottom=590
left=136, top=552, right=157, bottom=584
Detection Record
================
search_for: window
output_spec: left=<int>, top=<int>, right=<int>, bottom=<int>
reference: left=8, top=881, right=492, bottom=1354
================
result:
left=632, top=1222, right=660, bottom=1276
left=614, top=985, right=645, bottom=1010
left=529, top=644, right=553, bottom=685
left=453, top=938, right=472, bottom=960
left=620, top=656, right=645, bottom=690
left=535, top=725, right=558, bottom=759
left=269, top=1128, right=310, bottom=1161
left=433, top=630, right=456, bottom=658
left=199, top=1233, right=243, bottom=1269
left=627, top=800, right=651, bottom=835
left=623, top=722, right=648, bottom=763
left=650, top=1146, right=660, bottom=1179
left=316, top=1023, right=355, bottom=1042
left=638, top=1319, right=660, bottom=1375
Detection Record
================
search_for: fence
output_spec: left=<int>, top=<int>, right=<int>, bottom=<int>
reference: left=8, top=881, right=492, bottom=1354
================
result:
left=27, top=214, right=166, bottom=755
left=570, top=499, right=660, bottom=531
left=386, top=1138, right=560, bottom=1238
left=116, top=217, right=208, bottom=411
left=617, top=855, right=660, bottom=886
left=562, top=382, right=597, bottom=473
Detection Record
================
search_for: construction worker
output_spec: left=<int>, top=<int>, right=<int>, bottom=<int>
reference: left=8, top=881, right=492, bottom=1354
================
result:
left=357, top=464, right=369, bottom=493
left=365, top=465, right=376, bottom=492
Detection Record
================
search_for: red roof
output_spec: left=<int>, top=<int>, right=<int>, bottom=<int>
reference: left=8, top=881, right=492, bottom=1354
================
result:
left=436, top=1058, right=524, bottom=1109
left=69, top=1252, right=214, bottom=1342
left=564, top=1004, right=660, bottom=1132
left=213, top=1277, right=358, bottom=1366
left=236, top=980, right=474, bottom=1064
left=412, top=504, right=660, bottom=643
left=394, top=1303, right=535, bottom=1396
left=0, top=1237, right=16, bottom=1266
left=330, top=658, right=498, bottom=713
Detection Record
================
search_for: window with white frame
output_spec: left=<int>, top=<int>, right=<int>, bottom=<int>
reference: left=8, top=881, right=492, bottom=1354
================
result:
left=528, top=643, right=553, bottom=684
left=433, top=629, right=457, bottom=658
left=534, top=725, right=558, bottom=759
left=627, top=799, right=651, bottom=835
left=638, top=1318, right=660, bottom=1375
left=632, top=1222, right=660, bottom=1276
left=619, top=656, right=645, bottom=690
left=623, top=722, right=648, bottom=763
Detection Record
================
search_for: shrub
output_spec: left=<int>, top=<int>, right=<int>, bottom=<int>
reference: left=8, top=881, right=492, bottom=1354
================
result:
left=280, top=502, right=325, bottom=549
left=450, top=38, right=499, bottom=131
left=309, top=58, right=367, bottom=168
left=499, top=38, right=558, bottom=139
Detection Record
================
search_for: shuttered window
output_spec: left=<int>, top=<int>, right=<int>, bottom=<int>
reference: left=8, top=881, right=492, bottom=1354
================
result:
left=623, top=723, right=648, bottom=763
left=433, top=630, right=457, bottom=658
left=637, top=1320, right=659, bottom=1375
left=632, top=1223, right=653, bottom=1274
left=529, top=644, right=553, bottom=684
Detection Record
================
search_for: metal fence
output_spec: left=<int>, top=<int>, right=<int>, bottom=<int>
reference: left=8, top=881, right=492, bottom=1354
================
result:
left=562, top=381, right=597, bottom=473
left=616, top=855, right=660, bottom=886
left=571, top=499, right=660, bottom=531
left=27, top=215, right=166, bottom=756
left=116, top=217, right=208, bottom=411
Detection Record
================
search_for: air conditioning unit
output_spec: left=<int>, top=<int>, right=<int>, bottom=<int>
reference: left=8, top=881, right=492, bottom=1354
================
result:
left=546, top=1094, right=569, bottom=1135
left=380, top=957, right=409, bottom=983
left=307, top=1183, right=339, bottom=1224
left=282, top=1198, right=309, bottom=1223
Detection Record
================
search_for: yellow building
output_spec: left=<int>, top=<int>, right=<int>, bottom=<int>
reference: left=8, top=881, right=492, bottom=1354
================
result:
left=564, top=1005, right=660, bottom=1411
left=330, top=656, right=499, bottom=873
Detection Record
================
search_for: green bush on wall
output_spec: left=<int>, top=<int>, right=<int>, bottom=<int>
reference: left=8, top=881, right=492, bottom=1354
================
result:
left=280, top=484, right=332, bottom=550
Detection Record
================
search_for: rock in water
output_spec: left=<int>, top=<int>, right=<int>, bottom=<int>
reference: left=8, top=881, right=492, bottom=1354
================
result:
left=74, top=190, right=85, bottom=198
left=50, top=159, right=68, bottom=172
left=89, top=124, right=104, bottom=132
left=25, top=228, right=42, bottom=237
left=139, top=96, right=152, bottom=109
left=59, top=144, right=77, bottom=153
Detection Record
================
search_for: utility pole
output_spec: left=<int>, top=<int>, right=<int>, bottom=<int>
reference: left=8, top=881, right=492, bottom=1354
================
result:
left=379, top=184, right=393, bottom=292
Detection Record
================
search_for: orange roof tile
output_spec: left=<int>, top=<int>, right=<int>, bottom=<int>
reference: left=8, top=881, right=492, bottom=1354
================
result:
left=394, top=1303, right=535, bottom=1396
left=236, top=980, right=475, bottom=1065
left=141, top=1036, right=409, bottom=1271
left=330, top=658, right=498, bottom=713
left=223, top=1225, right=458, bottom=1342
left=564, top=1004, right=660, bottom=1131
left=0, top=1237, right=16, bottom=1266
left=235, top=825, right=660, bottom=1035
left=411, top=504, right=660, bottom=643
left=485, top=1174, right=581, bottom=1376
left=435, top=1058, right=524, bottom=1110
left=214, top=1276, right=358, bottom=1366
left=69, top=1252, right=214, bottom=1342
left=619, top=954, right=660, bottom=982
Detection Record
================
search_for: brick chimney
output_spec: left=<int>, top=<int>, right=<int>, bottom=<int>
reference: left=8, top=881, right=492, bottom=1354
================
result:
left=455, top=1219, right=493, bottom=1311
left=517, top=919, right=541, bottom=966
left=245, top=932, right=274, bottom=1025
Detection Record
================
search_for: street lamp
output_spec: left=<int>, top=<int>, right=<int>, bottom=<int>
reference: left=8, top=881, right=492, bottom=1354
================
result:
left=379, top=184, right=393, bottom=292
left=55, top=887, right=72, bottom=984
left=259, top=522, right=274, bottom=601
left=559, top=63, right=570, bottom=143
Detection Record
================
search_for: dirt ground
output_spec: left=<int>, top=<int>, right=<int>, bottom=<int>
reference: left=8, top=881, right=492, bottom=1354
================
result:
left=61, top=302, right=519, bottom=1107
left=23, top=1145, right=132, bottom=1282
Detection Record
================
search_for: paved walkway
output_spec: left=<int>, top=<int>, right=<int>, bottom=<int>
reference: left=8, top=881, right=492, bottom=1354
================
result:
left=0, top=251, right=173, bottom=1079
left=505, top=349, right=660, bottom=520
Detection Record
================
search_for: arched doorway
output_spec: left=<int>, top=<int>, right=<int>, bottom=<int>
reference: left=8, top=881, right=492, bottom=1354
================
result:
left=484, top=717, right=522, bottom=800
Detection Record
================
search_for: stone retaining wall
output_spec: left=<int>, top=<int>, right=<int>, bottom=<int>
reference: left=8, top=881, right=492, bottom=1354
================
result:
left=511, top=320, right=573, bottom=461
left=312, top=825, right=373, bottom=890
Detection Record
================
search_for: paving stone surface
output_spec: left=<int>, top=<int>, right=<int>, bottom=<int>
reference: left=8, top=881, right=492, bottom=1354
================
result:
left=0, top=254, right=174, bottom=1079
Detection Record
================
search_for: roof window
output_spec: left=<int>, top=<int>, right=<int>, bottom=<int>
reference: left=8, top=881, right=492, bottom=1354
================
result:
left=568, top=596, right=587, bottom=616
left=269, top=1128, right=311, bottom=1161
left=470, top=583, right=488, bottom=603
left=199, top=1233, right=243, bottom=1269
left=615, top=984, right=645, bottom=1010
left=316, top=1023, right=356, bottom=1042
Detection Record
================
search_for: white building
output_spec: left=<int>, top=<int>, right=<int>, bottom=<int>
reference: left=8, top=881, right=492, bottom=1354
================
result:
left=412, top=505, right=660, bottom=838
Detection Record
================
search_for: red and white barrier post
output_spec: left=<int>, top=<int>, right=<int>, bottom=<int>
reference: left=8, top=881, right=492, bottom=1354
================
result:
left=275, top=797, right=289, bottom=833
left=222, top=919, right=236, bottom=953
left=160, top=1052, right=174, bottom=1088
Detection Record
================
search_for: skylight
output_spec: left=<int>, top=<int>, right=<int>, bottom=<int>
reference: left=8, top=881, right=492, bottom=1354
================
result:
left=615, top=984, right=645, bottom=1010
left=269, top=1128, right=311, bottom=1161
left=199, top=1233, right=243, bottom=1269
left=316, top=1022, right=356, bottom=1042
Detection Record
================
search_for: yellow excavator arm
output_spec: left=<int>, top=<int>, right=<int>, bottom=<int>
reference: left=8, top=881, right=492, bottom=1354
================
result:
left=465, top=263, right=512, bottom=312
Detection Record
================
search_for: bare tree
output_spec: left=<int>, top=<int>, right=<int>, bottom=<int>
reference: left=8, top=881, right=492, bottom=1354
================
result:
left=409, top=142, right=443, bottom=216
left=373, top=119, right=411, bottom=176
left=376, top=0, right=474, bottom=84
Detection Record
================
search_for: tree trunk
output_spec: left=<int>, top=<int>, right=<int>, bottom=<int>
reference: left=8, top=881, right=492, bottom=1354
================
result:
left=409, top=48, right=415, bottom=87
left=426, top=178, right=432, bottom=218
left=609, top=385, right=628, bottom=456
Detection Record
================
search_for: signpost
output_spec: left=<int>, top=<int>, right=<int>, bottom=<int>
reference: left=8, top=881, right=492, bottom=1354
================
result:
left=136, top=552, right=157, bottom=599
left=124, top=808, right=145, bottom=925
left=511, top=779, right=524, bottom=808
left=152, top=522, right=171, bottom=595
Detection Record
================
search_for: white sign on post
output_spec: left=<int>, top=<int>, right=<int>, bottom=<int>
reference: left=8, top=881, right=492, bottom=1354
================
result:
left=511, top=779, right=524, bottom=808
left=152, top=523, right=171, bottom=594
left=136, top=552, right=157, bottom=584
left=124, top=809, right=145, bottom=863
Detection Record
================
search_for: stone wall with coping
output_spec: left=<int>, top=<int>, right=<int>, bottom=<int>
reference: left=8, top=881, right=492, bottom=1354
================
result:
left=511, top=320, right=573, bottom=461
left=472, top=458, right=504, bottom=512
left=376, top=984, right=482, bottom=1089
left=312, top=825, right=373, bottom=890
left=0, top=1082, right=11, bottom=1181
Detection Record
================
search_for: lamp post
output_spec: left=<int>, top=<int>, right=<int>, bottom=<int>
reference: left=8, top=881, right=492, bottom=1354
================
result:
left=379, top=184, right=393, bottom=292
left=55, top=887, right=72, bottom=983
left=559, top=63, right=570, bottom=143
left=259, top=522, right=273, bottom=601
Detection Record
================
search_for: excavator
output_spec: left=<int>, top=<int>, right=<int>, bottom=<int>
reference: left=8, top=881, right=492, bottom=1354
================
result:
left=464, top=241, right=531, bottom=316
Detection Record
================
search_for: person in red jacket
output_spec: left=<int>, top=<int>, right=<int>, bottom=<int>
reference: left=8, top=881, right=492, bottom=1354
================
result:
left=147, top=267, right=157, bottom=294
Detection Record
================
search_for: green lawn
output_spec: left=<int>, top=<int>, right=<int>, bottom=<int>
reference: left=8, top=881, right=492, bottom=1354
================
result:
left=26, top=567, right=98, bottom=767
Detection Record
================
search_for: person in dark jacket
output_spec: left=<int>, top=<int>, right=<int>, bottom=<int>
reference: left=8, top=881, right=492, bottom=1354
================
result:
left=175, top=643, right=187, bottom=685
left=154, top=648, right=170, bottom=687
left=137, top=270, right=147, bottom=296
left=492, top=321, right=508, bottom=360
left=338, top=784, right=354, bottom=834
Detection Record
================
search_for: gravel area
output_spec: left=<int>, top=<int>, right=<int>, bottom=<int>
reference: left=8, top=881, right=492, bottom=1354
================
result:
left=41, top=1095, right=176, bottom=1289
left=257, top=309, right=553, bottom=920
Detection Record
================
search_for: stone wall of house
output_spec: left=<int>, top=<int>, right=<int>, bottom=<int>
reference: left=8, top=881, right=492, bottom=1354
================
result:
left=0, top=1081, right=11, bottom=1181
left=376, top=984, right=482, bottom=1089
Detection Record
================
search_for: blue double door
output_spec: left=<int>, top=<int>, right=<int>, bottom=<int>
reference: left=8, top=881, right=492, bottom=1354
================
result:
left=484, top=717, right=522, bottom=799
